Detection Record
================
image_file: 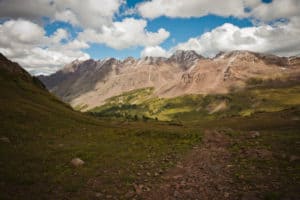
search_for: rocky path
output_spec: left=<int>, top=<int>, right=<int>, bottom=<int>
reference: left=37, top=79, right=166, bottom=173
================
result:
left=142, top=130, right=238, bottom=200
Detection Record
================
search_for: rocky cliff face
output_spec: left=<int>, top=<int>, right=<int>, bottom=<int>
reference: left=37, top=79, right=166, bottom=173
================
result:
left=39, top=50, right=300, bottom=110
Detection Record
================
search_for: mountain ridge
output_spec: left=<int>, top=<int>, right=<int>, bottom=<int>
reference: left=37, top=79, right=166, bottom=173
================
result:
left=38, top=50, right=300, bottom=110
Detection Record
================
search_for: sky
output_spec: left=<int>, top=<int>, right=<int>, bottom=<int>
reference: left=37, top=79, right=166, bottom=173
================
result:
left=0, top=0, right=300, bottom=75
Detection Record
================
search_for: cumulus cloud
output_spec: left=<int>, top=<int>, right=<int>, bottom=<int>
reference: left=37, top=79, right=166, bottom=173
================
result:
left=137, top=0, right=300, bottom=22
left=0, top=19, right=89, bottom=75
left=137, top=0, right=247, bottom=19
left=79, top=18, right=170, bottom=49
left=0, top=0, right=171, bottom=74
left=141, top=46, right=169, bottom=58
left=250, top=0, right=300, bottom=21
left=0, top=0, right=124, bottom=29
left=172, top=17, right=300, bottom=57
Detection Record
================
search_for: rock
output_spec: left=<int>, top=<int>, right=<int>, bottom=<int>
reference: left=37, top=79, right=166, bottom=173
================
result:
left=172, top=174, right=183, bottom=179
left=0, top=137, right=10, bottom=143
left=257, top=149, right=273, bottom=159
left=133, top=183, right=143, bottom=195
left=95, top=192, right=103, bottom=198
left=146, top=172, right=151, bottom=176
left=173, top=190, right=180, bottom=197
left=224, top=192, right=230, bottom=198
left=249, top=131, right=260, bottom=138
left=106, top=195, right=112, bottom=199
left=144, top=186, right=151, bottom=192
left=70, top=158, right=85, bottom=167
left=242, top=192, right=259, bottom=200
left=124, top=191, right=135, bottom=198
left=289, top=155, right=299, bottom=162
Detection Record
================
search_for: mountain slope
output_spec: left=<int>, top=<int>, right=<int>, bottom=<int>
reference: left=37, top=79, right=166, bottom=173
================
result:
left=0, top=54, right=201, bottom=200
left=39, top=50, right=300, bottom=111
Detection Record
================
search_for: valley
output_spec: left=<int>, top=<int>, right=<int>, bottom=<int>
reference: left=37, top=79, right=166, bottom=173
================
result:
left=0, top=52, right=299, bottom=199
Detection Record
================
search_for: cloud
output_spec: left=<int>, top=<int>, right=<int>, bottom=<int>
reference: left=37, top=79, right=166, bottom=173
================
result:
left=137, top=0, right=300, bottom=22
left=0, top=0, right=124, bottom=29
left=141, top=46, right=169, bottom=58
left=0, top=19, right=45, bottom=46
left=79, top=18, right=170, bottom=49
left=250, top=0, right=300, bottom=21
left=137, top=0, right=247, bottom=19
left=172, top=17, right=300, bottom=57
left=0, top=19, right=89, bottom=75
left=0, top=1, right=171, bottom=74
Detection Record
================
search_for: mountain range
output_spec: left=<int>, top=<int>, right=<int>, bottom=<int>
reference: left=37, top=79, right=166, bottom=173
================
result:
left=39, top=50, right=300, bottom=110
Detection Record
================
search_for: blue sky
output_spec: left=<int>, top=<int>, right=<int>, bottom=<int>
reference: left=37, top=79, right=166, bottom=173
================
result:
left=0, top=0, right=300, bottom=74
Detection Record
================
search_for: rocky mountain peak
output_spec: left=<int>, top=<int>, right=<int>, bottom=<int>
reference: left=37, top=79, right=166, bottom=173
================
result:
left=168, top=50, right=204, bottom=69
left=138, top=56, right=167, bottom=65
left=123, top=57, right=136, bottom=64
left=170, top=50, right=203, bottom=61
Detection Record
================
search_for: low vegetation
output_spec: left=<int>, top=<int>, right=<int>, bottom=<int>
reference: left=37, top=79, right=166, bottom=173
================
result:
left=1, top=67, right=299, bottom=199
left=90, top=81, right=300, bottom=122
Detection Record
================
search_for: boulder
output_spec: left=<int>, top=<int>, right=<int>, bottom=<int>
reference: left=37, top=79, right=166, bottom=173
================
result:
left=70, top=158, right=85, bottom=167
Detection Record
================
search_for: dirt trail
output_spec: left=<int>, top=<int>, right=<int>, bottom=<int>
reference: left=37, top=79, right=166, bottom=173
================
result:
left=142, top=130, right=237, bottom=200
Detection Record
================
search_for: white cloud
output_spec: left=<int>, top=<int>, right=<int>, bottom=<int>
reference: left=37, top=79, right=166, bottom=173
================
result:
left=0, top=1, right=171, bottom=74
left=137, top=0, right=300, bottom=23
left=0, top=19, right=45, bottom=46
left=137, top=0, right=247, bottom=19
left=79, top=18, right=170, bottom=49
left=172, top=17, right=300, bottom=57
left=0, top=0, right=124, bottom=29
left=0, top=19, right=89, bottom=75
left=250, top=0, right=300, bottom=21
left=141, top=46, right=169, bottom=58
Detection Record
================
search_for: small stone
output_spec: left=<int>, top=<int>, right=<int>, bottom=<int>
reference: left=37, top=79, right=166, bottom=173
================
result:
left=146, top=172, right=151, bottom=176
left=0, top=137, right=10, bottom=143
left=249, top=131, right=260, bottom=138
left=224, top=192, right=230, bottom=198
left=124, top=191, right=135, bottom=198
left=144, top=186, right=151, bottom=192
left=95, top=193, right=103, bottom=198
left=106, top=195, right=112, bottom=199
left=242, top=192, right=259, bottom=200
left=174, top=190, right=180, bottom=197
left=70, top=158, right=85, bottom=167
left=289, top=155, right=299, bottom=162
left=133, top=183, right=143, bottom=195
left=257, top=149, right=272, bottom=159
left=154, top=172, right=159, bottom=176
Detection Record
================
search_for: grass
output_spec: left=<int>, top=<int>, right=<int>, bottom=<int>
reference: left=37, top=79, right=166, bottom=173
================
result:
left=0, top=69, right=202, bottom=199
left=1, top=67, right=300, bottom=199
left=90, top=83, right=300, bottom=122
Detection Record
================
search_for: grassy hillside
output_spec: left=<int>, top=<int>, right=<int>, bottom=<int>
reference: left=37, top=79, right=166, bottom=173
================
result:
left=0, top=64, right=201, bottom=199
left=1, top=59, right=299, bottom=200
left=91, top=81, right=300, bottom=122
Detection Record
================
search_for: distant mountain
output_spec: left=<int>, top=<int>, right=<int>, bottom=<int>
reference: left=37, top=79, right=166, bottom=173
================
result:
left=39, top=50, right=300, bottom=110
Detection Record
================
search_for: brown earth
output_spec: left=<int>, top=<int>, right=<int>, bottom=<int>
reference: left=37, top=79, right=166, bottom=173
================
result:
left=136, top=129, right=299, bottom=200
